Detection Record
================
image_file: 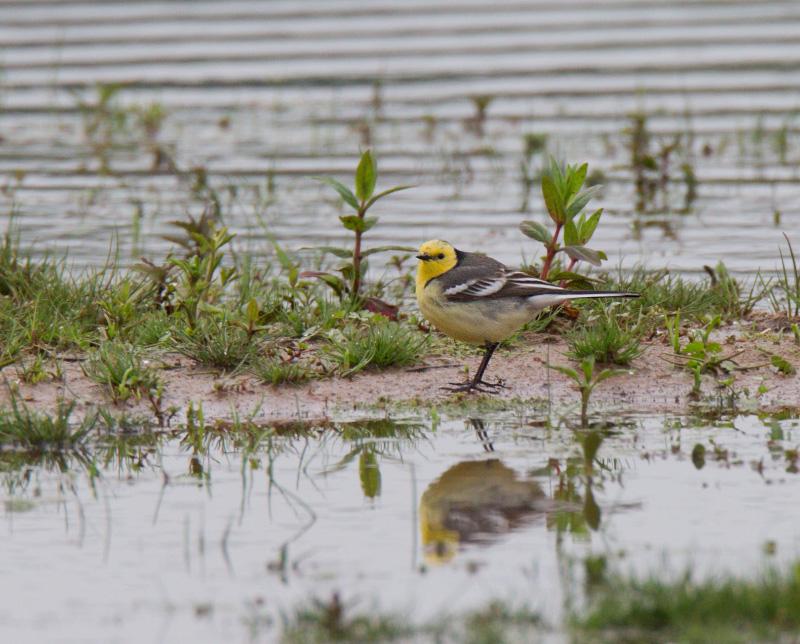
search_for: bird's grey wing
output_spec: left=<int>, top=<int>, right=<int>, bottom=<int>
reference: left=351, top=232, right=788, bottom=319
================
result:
left=444, top=270, right=568, bottom=302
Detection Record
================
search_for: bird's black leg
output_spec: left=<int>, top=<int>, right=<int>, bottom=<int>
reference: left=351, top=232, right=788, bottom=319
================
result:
left=469, top=418, right=495, bottom=452
left=443, top=342, right=506, bottom=393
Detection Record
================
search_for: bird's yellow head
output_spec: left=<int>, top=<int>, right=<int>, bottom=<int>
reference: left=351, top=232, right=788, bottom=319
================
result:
left=416, top=239, right=459, bottom=290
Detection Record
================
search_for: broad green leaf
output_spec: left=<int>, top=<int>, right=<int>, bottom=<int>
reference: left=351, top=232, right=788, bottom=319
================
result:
left=563, top=245, right=606, bottom=266
left=362, top=216, right=378, bottom=233
left=272, top=243, right=295, bottom=270
left=684, top=341, right=705, bottom=355
left=541, top=175, right=565, bottom=224
left=339, top=214, right=371, bottom=232
left=361, top=245, right=416, bottom=257
left=338, top=263, right=354, bottom=280
left=567, top=185, right=602, bottom=218
left=580, top=358, right=595, bottom=381
left=580, top=208, right=603, bottom=243
left=548, top=157, right=565, bottom=192
left=519, top=220, right=551, bottom=244
left=299, top=271, right=347, bottom=297
left=301, top=245, right=353, bottom=259
left=355, top=150, right=377, bottom=203
left=546, top=270, right=601, bottom=287
left=246, top=298, right=258, bottom=323
left=564, top=218, right=579, bottom=246
left=547, top=364, right=579, bottom=382
left=319, top=274, right=347, bottom=297
left=595, top=368, right=630, bottom=384
left=566, top=162, right=588, bottom=199
left=365, top=184, right=414, bottom=210
left=314, top=176, right=359, bottom=210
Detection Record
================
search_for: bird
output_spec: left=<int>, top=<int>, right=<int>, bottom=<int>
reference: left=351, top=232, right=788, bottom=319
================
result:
left=415, top=239, right=638, bottom=393
left=420, top=457, right=546, bottom=563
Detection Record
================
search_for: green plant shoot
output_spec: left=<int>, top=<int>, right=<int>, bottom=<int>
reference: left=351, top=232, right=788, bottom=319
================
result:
left=312, top=150, right=414, bottom=301
left=519, top=157, right=607, bottom=282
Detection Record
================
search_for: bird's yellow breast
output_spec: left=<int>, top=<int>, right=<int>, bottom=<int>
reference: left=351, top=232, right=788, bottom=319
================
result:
left=416, top=279, right=532, bottom=345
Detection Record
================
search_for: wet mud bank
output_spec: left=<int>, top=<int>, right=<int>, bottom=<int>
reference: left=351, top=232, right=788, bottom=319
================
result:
left=5, top=331, right=799, bottom=423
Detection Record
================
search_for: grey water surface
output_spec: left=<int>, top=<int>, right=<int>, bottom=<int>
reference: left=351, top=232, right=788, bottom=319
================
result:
left=2, top=1, right=800, bottom=642
left=1, top=0, right=799, bottom=273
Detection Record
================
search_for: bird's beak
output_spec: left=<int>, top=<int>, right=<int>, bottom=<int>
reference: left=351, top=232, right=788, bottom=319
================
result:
left=417, top=253, right=432, bottom=261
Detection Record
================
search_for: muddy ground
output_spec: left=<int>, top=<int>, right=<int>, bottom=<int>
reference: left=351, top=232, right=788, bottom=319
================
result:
left=3, top=325, right=799, bottom=423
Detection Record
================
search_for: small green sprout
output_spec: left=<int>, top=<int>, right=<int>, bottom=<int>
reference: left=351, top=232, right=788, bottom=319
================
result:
left=549, top=356, right=629, bottom=427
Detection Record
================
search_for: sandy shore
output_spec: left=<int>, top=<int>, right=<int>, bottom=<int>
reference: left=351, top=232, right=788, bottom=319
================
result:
left=3, top=327, right=799, bottom=424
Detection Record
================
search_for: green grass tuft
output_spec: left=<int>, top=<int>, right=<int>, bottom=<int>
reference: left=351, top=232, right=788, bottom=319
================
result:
left=171, top=314, right=258, bottom=371
left=567, top=308, right=644, bottom=366
left=599, top=264, right=760, bottom=322
left=251, top=357, right=315, bottom=385
left=325, top=321, right=428, bottom=375
left=82, top=341, right=162, bottom=402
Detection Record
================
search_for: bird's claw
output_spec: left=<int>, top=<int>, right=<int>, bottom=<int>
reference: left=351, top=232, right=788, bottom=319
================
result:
left=441, top=378, right=506, bottom=394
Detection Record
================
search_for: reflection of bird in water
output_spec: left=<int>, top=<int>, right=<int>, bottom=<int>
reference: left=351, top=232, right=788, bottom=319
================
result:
left=420, top=459, right=547, bottom=563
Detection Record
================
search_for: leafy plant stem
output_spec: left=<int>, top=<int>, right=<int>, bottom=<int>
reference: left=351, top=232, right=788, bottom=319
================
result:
left=352, top=205, right=365, bottom=301
left=540, top=222, right=562, bottom=281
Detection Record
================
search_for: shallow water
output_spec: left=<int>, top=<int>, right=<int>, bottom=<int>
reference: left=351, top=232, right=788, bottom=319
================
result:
left=2, top=3, right=800, bottom=639
left=2, top=409, right=799, bottom=641
left=1, top=0, right=800, bottom=273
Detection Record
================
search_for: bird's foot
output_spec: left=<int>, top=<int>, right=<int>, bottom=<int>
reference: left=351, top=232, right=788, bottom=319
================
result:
left=441, top=378, right=506, bottom=394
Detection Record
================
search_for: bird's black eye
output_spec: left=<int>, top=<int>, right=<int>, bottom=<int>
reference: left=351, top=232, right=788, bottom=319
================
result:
left=437, top=253, right=445, bottom=259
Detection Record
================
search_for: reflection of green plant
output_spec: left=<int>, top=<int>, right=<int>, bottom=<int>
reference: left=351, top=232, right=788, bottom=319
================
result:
left=520, top=158, right=607, bottom=283
left=465, top=94, right=494, bottom=137
left=462, top=601, right=542, bottom=642
left=626, top=111, right=697, bottom=213
left=280, top=593, right=411, bottom=643
left=134, top=102, right=171, bottom=170
left=549, top=357, right=629, bottom=426
left=574, top=563, right=800, bottom=642
left=312, top=150, right=413, bottom=301
left=75, top=83, right=128, bottom=174
left=0, top=395, right=94, bottom=451
left=358, top=448, right=381, bottom=498
left=519, top=133, right=548, bottom=212
left=548, top=465, right=598, bottom=537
